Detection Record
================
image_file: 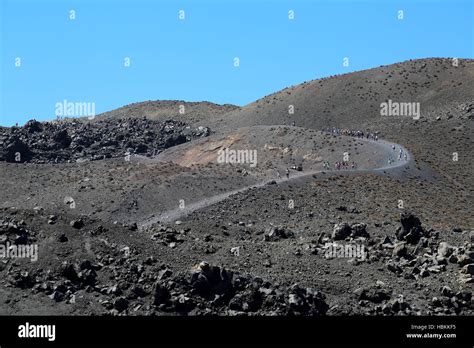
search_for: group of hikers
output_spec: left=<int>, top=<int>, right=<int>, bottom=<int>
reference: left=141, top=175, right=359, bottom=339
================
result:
left=324, top=127, right=379, bottom=141
left=323, top=160, right=357, bottom=170
left=272, top=125, right=409, bottom=179
left=388, top=145, right=408, bottom=165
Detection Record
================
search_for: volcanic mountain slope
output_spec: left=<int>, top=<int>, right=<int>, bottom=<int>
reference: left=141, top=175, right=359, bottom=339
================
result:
left=217, top=58, right=474, bottom=194
left=220, top=58, right=473, bottom=131
left=1, top=126, right=403, bottom=229
left=0, top=57, right=473, bottom=316
left=94, top=100, right=239, bottom=127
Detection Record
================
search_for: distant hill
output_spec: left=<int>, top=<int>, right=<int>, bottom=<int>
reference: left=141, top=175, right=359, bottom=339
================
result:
left=95, top=100, right=239, bottom=127
left=219, top=58, right=473, bottom=131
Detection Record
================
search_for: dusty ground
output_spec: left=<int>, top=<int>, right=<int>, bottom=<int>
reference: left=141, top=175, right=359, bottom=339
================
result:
left=0, top=58, right=472, bottom=316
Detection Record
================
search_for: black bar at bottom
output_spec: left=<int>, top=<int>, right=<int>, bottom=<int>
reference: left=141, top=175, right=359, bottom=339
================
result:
left=0, top=316, right=472, bottom=346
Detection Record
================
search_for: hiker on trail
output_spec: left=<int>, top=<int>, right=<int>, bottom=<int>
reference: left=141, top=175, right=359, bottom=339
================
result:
left=291, top=121, right=296, bottom=127
left=277, top=170, right=281, bottom=179
left=285, top=168, right=290, bottom=179
left=404, top=153, right=408, bottom=161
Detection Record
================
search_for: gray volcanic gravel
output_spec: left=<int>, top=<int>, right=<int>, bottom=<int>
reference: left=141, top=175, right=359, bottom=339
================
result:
left=0, top=58, right=472, bottom=316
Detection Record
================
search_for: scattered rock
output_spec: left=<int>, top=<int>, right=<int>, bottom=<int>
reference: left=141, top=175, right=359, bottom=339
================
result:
left=441, top=286, right=454, bottom=298
left=462, top=264, right=474, bottom=275
left=57, top=233, right=68, bottom=243
left=392, top=242, right=408, bottom=258
left=114, top=297, right=129, bottom=312
left=351, top=223, right=369, bottom=238
left=153, top=283, right=171, bottom=306
left=437, top=242, right=453, bottom=257
left=396, top=213, right=425, bottom=244
left=69, top=220, right=84, bottom=229
left=264, top=226, right=295, bottom=241
left=332, top=223, right=351, bottom=240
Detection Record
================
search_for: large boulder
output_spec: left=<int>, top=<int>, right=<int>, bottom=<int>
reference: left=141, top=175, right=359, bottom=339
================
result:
left=264, top=226, right=295, bottom=241
left=351, top=223, right=369, bottom=238
left=52, top=129, right=72, bottom=149
left=287, top=284, right=329, bottom=315
left=396, top=213, right=425, bottom=244
left=153, top=282, right=171, bottom=306
left=164, top=134, right=186, bottom=148
left=2, top=137, right=31, bottom=162
left=189, top=262, right=233, bottom=299
left=23, top=119, right=43, bottom=133
left=332, top=223, right=352, bottom=240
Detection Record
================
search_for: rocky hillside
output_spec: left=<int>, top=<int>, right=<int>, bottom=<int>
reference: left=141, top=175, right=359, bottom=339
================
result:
left=220, top=58, right=474, bottom=130
left=0, top=118, right=210, bottom=164
left=95, top=100, right=239, bottom=127
left=218, top=58, right=474, bottom=194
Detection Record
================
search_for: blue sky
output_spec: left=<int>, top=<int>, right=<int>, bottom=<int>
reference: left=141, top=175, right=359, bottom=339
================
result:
left=0, top=0, right=472, bottom=126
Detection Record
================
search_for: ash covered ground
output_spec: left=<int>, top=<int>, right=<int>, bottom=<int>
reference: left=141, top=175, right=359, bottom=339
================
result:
left=0, top=58, right=473, bottom=316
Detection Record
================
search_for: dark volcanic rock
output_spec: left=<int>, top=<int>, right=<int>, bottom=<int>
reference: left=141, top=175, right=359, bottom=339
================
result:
left=229, top=287, right=263, bottom=312
left=153, top=283, right=171, bottom=305
left=0, top=118, right=211, bottom=164
left=264, top=226, right=295, bottom=241
left=351, top=223, right=369, bottom=238
left=61, top=262, right=79, bottom=282
left=287, top=285, right=329, bottom=315
left=24, top=119, right=43, bottom=133
left=145, top=262, right=330, bottom=315
left=1, top=137, right=31, bottom=162
left=0, top=218, right=34, bottom=244
left=164, top=134, right=187, bottom=148
left=355, top=286, right=391, bottom=303
left=53, top=129, right=72, bottom=149
left=189, top=261, right=233, bottom=299
left=9, top=270, right=35, bottom=289
left=332, top=223, right=352, bottom=240
left=114, top=297, right=129, bottom=312
left=70, top=220, right=84, bottom=229
left=396, top=213, right=425, bottom=244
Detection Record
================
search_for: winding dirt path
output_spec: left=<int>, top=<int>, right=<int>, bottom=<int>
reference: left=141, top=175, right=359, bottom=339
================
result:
left=138, top=137, right=411, bottom=230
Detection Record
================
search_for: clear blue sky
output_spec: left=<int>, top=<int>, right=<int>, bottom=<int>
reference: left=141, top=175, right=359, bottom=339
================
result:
left=1, top=0, right=472, bottom=126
